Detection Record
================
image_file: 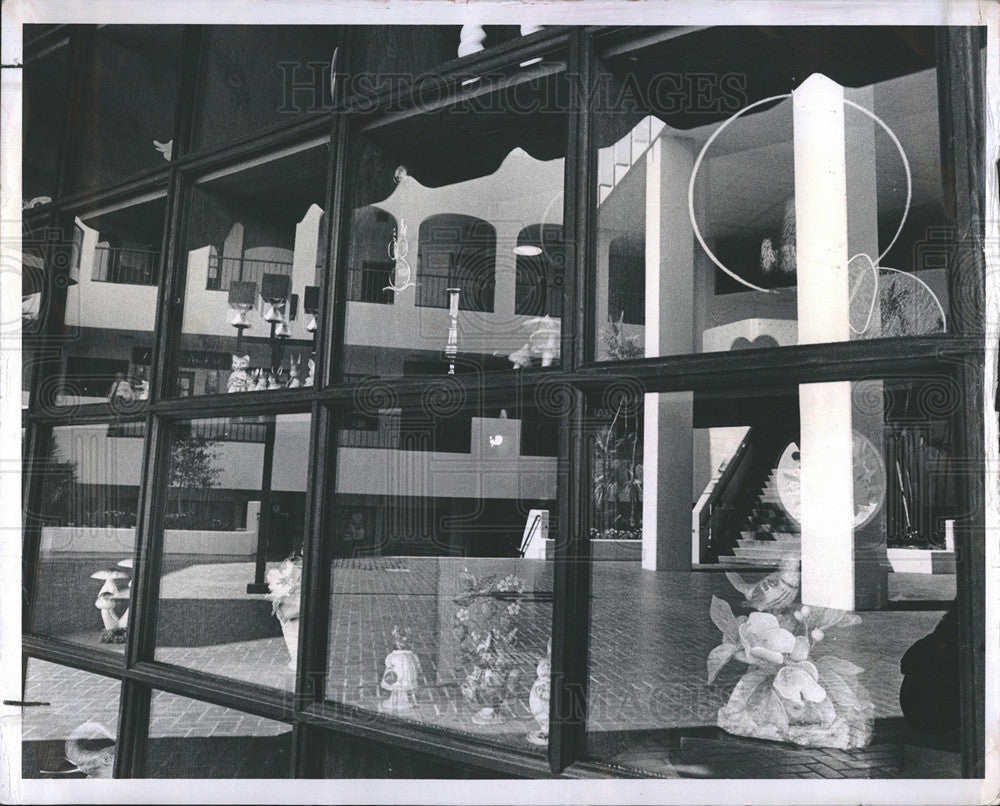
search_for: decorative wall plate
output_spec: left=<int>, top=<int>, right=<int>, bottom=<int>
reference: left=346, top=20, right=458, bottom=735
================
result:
left=775, top=430, right=886, bottom=531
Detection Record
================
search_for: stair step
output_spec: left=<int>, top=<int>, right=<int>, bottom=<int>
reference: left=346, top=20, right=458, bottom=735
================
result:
left=738, top=534, right=800, bottom=545
left=734, top=547, right=802, bottom=562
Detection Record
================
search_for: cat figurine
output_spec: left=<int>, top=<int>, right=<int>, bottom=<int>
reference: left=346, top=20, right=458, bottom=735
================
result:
left=287, top=354, right=301, bottom=388
left=227, top=354, right=251, bottom=393
left=304, top=356, right=315, bottom=387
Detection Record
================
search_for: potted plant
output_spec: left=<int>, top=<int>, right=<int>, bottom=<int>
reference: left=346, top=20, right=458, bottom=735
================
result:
left=452, top=570, right=525, bottom=725
left=266, top=557, right=302, bottom=671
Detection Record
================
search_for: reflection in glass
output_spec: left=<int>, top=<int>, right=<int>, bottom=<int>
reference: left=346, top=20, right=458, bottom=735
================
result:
left=153, top=413, right=311, bottom=690
left=585, top=380, right=962, bottom=777
left=177, top=144, right=327, bottom=396
left=22, top=660, right=122, bottom=778
left=145, top=692, right=292, bottom=778
left=22, top=32, right=69, bottom=205
left=194, top=26, right=338, bottom=151
left=29, top=424, right=141, bottom=654
left=52, top=196, right=166, bottom=406
left=592, top=29, right=950, bottom=361
left=343, top=67, right=568, bottom=377
left=325, top=404, right=557, bottom=752
left=73, top=26, right=185, bottom=195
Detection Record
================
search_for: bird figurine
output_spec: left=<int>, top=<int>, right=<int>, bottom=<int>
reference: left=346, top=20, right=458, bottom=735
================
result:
left=725, top=556, right=800, bottom=612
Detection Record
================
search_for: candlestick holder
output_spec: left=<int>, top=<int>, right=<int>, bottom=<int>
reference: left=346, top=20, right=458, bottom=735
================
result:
left=444, top=287, right=460, bottom=375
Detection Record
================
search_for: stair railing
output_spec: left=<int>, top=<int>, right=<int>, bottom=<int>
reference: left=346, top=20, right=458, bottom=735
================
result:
left=696, top=429, right=755, bottom=563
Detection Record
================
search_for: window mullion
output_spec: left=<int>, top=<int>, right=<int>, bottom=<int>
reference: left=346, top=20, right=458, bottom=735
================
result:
left=548, top=28, right=595, bottom=775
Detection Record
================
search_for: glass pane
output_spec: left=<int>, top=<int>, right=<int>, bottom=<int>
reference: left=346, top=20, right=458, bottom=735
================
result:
left=351, top=25, right=549, bottom=100
left=343, top=61, right=568, bottom=377
left=21, top=217, right=51, bottom=409
left=145, top=692, right=292, bottom=778
left=51, top=195, right=166, bottom=406
left=585, top=379, right=965, bottom=777
left=176, top=144, right=327, bottom=397
left=28, top=423, right=141, bottom=654
left=22, top=660, right=122, bottom=779
left=592, top=27, right=951, bottom=361
left=324, top=400, right=558, bottom=753
left=153, top=413, right=312, bottom=690
left=72, top=26, right=185, bottom=195
left=193, top=26, right=338, bottom=151
left=22, top=34, right=69, bottom=205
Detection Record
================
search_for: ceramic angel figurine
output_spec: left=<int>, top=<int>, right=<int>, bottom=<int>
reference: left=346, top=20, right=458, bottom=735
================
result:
left=287, top=354, right=302, bottom=388
left=227, top=354, right=251, bottom=393
left=527, top=639, right=551, bottom=745
left=380, top=626, right=421, bottom=711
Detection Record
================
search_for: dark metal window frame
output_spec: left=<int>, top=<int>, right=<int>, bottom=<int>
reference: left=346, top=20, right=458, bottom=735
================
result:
left=20, top=24, right=987, bottom=781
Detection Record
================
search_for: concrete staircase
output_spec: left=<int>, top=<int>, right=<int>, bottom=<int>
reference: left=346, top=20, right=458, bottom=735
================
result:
left=730, top=470, right=802, bottom=567
left=597, top=115, right=666, bottom=205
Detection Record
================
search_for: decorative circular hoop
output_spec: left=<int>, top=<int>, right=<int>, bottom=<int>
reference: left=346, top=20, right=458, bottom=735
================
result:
left=687, top=94, right=913, bottom=294
left=848, top=253, right=879, bottom=335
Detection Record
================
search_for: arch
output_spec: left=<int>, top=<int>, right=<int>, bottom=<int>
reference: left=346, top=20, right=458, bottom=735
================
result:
left=416, top=214, right=496, bottom=312
left=514, top=223, right=565, bottom=318
left=347, top=206, right=398, bottom=304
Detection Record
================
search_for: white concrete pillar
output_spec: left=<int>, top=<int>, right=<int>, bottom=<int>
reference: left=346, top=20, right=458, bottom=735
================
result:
left=641, top=135, right=695, bottom=571
left=793, top=74, right=866, bottom=610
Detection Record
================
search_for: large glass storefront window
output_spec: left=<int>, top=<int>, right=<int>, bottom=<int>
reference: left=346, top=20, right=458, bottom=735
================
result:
left=153, top=413, right=311, bottom=689
left=324, top=399, right=558, bottom=753
left=592, top=27, right=950, bottom=361
left=342, top=59, right=568, bottom=377
left=176, top=143, right=328, bottom=397
left=27, top=423, right=142, bottom=655
left=584, top=378, right=963, bottom=777
left=18, top=22, right=985, bottom=786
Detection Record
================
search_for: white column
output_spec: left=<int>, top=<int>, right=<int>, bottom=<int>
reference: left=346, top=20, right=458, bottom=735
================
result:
left=641, top=136, right=695, bottom=571
left=793, top=74, right=854, bottom=610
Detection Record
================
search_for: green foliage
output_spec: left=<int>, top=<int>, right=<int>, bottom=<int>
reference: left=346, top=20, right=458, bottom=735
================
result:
left=168, top=435, right=222, bottom=515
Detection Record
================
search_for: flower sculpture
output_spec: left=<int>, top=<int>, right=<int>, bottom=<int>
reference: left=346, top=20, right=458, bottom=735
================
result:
left=707, top=566, right=874, bottom=749
left=452, top=570, right=525, bottom=725
left=266, top=557, right=302, bottom=671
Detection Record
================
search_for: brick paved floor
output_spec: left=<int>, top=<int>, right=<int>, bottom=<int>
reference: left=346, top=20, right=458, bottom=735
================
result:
left=24, top=558, right=960, bottom=778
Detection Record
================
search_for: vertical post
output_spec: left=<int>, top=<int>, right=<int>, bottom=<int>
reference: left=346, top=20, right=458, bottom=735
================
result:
left=641, top=135, right=695, bottom=571
left=793, top=73, right=855, bottom=611
left=247, top=417, right=277, bottom=594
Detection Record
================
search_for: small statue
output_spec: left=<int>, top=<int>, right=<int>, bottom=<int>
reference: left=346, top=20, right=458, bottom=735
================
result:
left=304, top=356, right=315, bottom=387
left=64, top=722, right=116, bottom=778
left=527, top=639, right=551, bottom=745
left=760, top=197, right=797, bottom=280
left=108, top=373, right=134, bottom=402
left=251, top=368, right=268, bottom=392
left=380, top=626, right=421, bottom=711
left=227, top=354, right=251, bottom=393
left=266, top=369, right=282, bottom=390
left=287, top=354, right=302, bottom=388
left=508, top=342, right=532, bottom=369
